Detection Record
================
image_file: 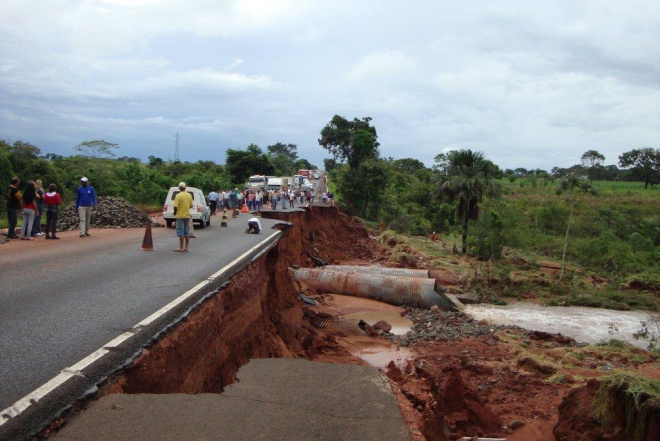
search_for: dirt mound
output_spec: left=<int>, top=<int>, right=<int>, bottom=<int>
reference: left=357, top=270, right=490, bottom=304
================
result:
left=554, top=377, right=660, bottom=441
left=386, top=360, right=501, bottom=440
left=57, top=196, right=160, bottom=231
left=262, top=206, right=383, bottom=264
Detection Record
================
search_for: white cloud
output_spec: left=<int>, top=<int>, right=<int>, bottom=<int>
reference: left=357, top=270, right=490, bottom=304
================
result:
left=346, top=48, right=420, bottom=83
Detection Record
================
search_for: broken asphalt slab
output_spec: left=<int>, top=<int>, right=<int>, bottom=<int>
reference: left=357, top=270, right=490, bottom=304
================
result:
left=55, top=358, right=410, bottom=441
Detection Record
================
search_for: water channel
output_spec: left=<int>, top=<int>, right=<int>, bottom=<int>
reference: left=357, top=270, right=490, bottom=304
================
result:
left=465, top=302, right=653, bottom=349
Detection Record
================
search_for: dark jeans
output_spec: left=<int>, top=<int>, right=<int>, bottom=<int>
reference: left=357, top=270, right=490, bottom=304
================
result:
left=32, top=205, right=44, bottom=234
left=247, top=221, right=260, bottom=234
left=46, top=208, right=59, bottom=237
left=7, top=207, right=18, bottom=237
left=210, top=200, right=217, bottom=215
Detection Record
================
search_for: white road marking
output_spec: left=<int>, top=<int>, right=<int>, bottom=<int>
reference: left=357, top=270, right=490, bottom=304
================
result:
left=104, top=332, right=135, bottom=349
left=1, top=372, right=75, bottom=424
left=0, top=229, right=283, bottom=428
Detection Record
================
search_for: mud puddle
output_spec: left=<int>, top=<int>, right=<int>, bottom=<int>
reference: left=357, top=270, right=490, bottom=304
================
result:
left=341, top=311, right=413, bottom=335
left=315, top=294, right=414, bottom=368
left=466, top=302, right=651, bottom=348
left=344, top=337, right=412, bottom=369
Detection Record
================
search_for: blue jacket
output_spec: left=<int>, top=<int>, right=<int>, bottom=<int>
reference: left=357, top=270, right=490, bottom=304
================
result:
left=75, top=185, right=97, bottom=209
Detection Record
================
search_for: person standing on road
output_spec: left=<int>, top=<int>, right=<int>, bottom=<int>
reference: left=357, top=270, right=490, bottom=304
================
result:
left=271, top=190, right=278, bottom=210
left=230, top=188, right=238, bottom=209
left=255, top=190, right=263, bottom=210
left=173, top=182, right=193, bottom=252
left=31, top=179, right=45, bottom=236
left=237, top=190, right=244, bottom=210
left=44, top=183, right=62, bottom=240
left=281, top=190, right=287, bottom=209
left=289, top=191, right=295, bottom=208
left=208, top=189, right=218, bottom=216
left=75, top=177, right=97, bottom=237
left=19, top=181, right=37, bottom=240
left=223, top=189, right=230, bottom=210
left=6, top=177, right=22, bottom=239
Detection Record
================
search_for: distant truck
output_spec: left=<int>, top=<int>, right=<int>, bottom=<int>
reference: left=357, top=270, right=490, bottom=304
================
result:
left=266, top=177, right=282, bottom=191
left=247, top=175, right=267, bottom=190
left=298, top=169, right=311, bottom=179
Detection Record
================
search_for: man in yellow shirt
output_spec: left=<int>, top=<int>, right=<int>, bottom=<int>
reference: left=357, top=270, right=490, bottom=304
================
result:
left=173, top=182, right=193, bottom=252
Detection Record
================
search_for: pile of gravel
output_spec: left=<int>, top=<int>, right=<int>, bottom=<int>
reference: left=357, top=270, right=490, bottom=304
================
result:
left=56, top=196, right=160, bottom=231
left=386, top=308, right=504, bottom=345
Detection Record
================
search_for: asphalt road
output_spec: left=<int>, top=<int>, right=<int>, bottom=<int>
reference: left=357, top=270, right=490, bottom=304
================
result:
left=0, top=210, right=288, bottom=412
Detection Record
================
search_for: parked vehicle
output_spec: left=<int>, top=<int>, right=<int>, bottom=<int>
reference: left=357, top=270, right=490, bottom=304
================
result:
left=266, top=178, right=282, bottom=191
left=246, top=175, right=268, bottom=190
left=162, top=186, right=211, bottom=228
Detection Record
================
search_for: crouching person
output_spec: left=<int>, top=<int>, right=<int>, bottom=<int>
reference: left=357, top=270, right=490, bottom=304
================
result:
left=246, top=217, right=262, bottom=234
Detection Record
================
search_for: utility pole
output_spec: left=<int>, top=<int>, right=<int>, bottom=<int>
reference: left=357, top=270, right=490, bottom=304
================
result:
left=174, top=132, right=180, bottom=162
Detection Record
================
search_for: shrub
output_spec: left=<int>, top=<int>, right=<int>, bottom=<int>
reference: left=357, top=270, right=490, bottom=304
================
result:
left=469, top=208, right=505, bottom=260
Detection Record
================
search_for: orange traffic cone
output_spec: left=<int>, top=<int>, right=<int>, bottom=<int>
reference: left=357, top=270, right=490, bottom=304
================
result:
left=141, top=221, right=153, bottom=251
left=241, top=202, right=249, bottom=213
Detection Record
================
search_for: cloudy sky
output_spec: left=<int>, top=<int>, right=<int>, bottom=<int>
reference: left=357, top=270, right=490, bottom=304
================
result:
left=1, top=0, right=658, bottom=170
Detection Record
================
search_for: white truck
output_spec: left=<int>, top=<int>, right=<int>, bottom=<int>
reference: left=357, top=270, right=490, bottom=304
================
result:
left=247, top=175, right=267, bottom=191
left=266, top=177, right=282, bottom=191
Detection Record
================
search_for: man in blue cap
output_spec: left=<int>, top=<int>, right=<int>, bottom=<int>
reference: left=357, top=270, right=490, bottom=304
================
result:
left=75, top=177, right=97, bottom=237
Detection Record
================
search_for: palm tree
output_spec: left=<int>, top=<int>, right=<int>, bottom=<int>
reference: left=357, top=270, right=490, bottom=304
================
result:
left=438, top=150, right=501, bottom=254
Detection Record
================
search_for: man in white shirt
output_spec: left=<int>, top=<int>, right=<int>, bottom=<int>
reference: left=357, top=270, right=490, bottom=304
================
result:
left=208, top=189, right=219, bottom=215
left=246, top=217, right=262, bottom=234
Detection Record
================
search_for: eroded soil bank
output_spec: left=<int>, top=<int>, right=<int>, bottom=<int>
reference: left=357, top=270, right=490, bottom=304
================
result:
left=50, top=206, right=660, bottom=441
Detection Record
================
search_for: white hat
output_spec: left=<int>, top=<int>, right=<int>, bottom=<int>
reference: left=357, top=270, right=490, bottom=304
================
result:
left=178, top=182, right=186, bottom=188
left=81, top=177, right=88, bottom=182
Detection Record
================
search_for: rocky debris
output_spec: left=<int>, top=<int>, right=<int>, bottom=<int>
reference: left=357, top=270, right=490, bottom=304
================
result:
left=387, top=308, right=504, bottom=345
left=373, top=320, right=392, bottom=333
left=517, top=356, right=558, bottom=375
left=508, top=419, right=525, bottom=430
left=56, top=197, right=163, bottom=231
left=528, top=330, right=575, bottom=344
left=454, top=292, right=479, bottom=304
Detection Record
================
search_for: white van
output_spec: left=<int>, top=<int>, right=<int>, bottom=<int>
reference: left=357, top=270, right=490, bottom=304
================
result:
left=162, top=186, right=211, bottom=228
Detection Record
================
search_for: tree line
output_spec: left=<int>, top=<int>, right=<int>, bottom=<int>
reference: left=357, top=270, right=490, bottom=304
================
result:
left=0, top=139, right=317, bottom=208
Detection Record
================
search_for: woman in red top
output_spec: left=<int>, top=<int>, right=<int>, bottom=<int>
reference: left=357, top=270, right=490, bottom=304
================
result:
left=19, top=181, right=37, bottom=240
left=44, top=183, right=63, bottom=239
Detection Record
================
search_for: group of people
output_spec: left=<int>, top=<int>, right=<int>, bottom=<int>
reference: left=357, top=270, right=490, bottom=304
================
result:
left=321, top=191, right=335, bottom=205
left=6, top=176, right=97, bottom=241
left=206, top=188, right=265, bottom=215
left=265, top=188, right=314, bottom=210
left=172, top=182, right=264, bottom=252
left=206, top=187, right=315, bottom=215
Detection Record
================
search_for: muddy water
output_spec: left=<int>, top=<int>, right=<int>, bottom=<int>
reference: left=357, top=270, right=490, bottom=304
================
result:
left=341, top=311, right=413, bottom=335
left=337, top=310, right=413, bottom=368
left=466, top=302, right=652, bottom=348
left=347, top=338, right=413, bottom=369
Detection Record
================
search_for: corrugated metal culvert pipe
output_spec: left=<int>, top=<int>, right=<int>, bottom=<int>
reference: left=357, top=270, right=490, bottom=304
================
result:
left=291, top=268, right=458, bottom=310
left=315, top=318, right=368, bottom=336
left=322, top=265, right=430, bottom=279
